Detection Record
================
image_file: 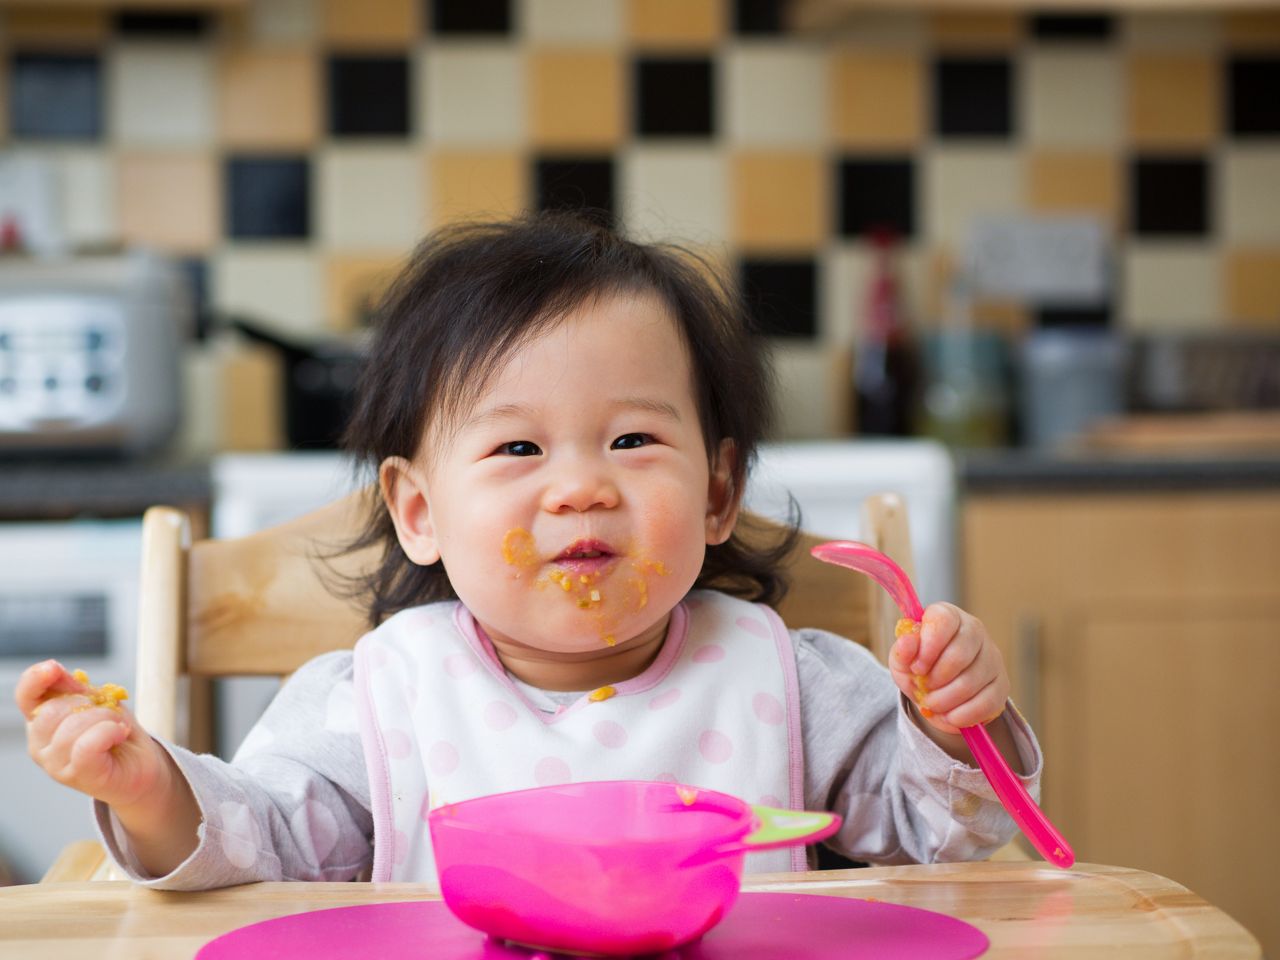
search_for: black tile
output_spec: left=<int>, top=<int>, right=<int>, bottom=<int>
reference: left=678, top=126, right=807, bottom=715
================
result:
left=734, top=0, right=784, bottom=34
left=1130, top=156, right=1211, bottom=238
left=535, top=157, right=615, bottom=227
left=225, top=156, right=311, bottom=240
left=1030, top=14, right=1114, bottom=41
left=838, top=157, right=915, bottom=240
left=1227, top=56, right=1280, bottom=137
left=934, top=57, right=1014, bottom=139
left=114, top=12, right=209, bottom=36
left=327, top=55, right=410, bottom=138
left=1035, top=303, right=1112, bottom=328
left=430, top=0, right=511, bottom=34
left=9, top=53, right=102, bottom=140
left=740, top=258, right=818, bottom=339
left=634, top=57, right=715, bottom=138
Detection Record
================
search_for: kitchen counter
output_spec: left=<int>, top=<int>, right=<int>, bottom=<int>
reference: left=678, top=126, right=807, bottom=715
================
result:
left=960, top=449, right=1280, bottom=493
left=0, top=457, right=211, bottom=520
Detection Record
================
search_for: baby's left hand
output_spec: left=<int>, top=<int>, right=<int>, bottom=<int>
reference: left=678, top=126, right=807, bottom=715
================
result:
left=889, top=602, right=1009, bottom=736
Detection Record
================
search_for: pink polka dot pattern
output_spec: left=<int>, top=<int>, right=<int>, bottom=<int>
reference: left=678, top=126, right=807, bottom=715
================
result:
left=384, top=728, right=412, bottom=760
left=648, top=688, right=681, bottom=710
left=735, top=615, right=770, bottom=638
left=291, top=799, right=340, bottom=864
left=592, top=720, right=628, bottom=749
left=418, top=793, right=433, bottom=822
left=752, top=691, right=785, bottom=726
left=698, top=729, right=734, bottom=764
left=534, top=756, right=572, bottom=786
left=428, top=740, right=459, bottom=775
left=692, top=643, right=725, bottom=663
left=443, top=653, right=476, bottom=678
left=484, top=700, right=517, bottom=731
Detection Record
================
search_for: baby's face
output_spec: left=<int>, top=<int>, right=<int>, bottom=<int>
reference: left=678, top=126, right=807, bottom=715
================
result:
left=397, top=292, right=734, bottom=659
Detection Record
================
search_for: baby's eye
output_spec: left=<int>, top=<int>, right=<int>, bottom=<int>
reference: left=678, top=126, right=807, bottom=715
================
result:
left=611, top=433, right=653, bottom=450
left=495, top=440, right=542, bottom=457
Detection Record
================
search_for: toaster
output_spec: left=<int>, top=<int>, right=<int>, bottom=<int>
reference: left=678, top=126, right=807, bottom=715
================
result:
left=0, top=251, right=190, bottom=456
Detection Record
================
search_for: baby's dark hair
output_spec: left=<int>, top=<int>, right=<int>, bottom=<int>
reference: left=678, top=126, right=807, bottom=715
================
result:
left=340, top=211, right=799, bottom=627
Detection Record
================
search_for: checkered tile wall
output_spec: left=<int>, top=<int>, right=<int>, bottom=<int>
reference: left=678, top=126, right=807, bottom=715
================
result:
left=2, top=0, right=1278, bottom=355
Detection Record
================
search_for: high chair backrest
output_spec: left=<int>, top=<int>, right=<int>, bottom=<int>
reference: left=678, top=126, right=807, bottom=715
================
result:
left=133, top=489, right=917, bottom=747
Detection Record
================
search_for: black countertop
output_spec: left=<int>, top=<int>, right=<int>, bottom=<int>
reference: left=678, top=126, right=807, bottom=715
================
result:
left=960, top=450, right=1280, bottom=493
left=0, top=458, right=212, bottom=520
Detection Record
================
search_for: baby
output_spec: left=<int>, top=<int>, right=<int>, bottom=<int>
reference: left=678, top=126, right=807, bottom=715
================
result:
left=16, top=213, right=1041, bottom=888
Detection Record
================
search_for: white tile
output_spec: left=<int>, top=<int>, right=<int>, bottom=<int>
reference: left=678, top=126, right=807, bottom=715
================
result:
left=109, top=44, right=215, bottom=146
left=1024, top=50, right=1121, bottom=147
left=723, top=46, right=828, bottom=146
left=1120, top=13, right=1220, bottom=50
left=621, top=146, right=729, bottom=248
left=421, top=45, right=526, bottom=145
left=317, top=146, right=426, bottom=252
left=523, top=0, right=622, bottom=43
left=213, top=248, right=323, bottom=336
left=1122, top=245, right=1220, bottom=330
left=1221, top=148, right=1280, bottom=245
left=768, top=341, right=850, bottom=440
left=59, top=149, right=117, bottom=247
left=247, top=0, right=318, bottom=43
left=821, top=243, right=930, bottom=345
left=923, top=148, right=1023, bottom=247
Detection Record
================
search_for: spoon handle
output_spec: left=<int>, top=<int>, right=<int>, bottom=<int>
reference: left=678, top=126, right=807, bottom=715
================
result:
left=810, top=540, right=1075, bottom=869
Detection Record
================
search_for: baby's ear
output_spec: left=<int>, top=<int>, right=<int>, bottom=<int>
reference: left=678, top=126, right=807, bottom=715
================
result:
left=705, top=439, right=742, bottom=546
left=379, top=456, right=442, bottom=566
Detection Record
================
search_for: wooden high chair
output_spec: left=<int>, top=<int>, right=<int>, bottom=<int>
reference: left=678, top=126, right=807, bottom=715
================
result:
left=42, top=489, right=1011, bottom=882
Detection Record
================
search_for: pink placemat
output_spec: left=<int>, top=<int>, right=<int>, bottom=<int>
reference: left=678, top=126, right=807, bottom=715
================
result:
left=196, top=892, right=989, bottom=959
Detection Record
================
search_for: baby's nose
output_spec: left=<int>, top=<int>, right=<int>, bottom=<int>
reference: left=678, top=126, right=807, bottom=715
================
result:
left=541, top=460, right=620, bottom=513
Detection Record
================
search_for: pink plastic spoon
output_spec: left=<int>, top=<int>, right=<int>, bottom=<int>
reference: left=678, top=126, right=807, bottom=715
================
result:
left=811, top=540, right=1075, bottom=870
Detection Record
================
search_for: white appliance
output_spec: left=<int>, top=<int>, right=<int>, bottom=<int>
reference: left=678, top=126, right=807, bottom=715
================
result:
left=210, top=441, right=957, bottom=754
left=0, top=519, right=141, bottom=882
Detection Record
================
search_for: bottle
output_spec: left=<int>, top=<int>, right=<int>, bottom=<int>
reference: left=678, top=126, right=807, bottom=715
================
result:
left=853, top=229, right=916, bottom=436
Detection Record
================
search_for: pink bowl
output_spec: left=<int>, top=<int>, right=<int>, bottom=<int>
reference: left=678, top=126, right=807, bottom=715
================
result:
left=428, top=780, right=839, bottom=956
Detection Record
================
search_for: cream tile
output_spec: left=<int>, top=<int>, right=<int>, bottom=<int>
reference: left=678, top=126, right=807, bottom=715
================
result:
left=60, top=149, right=116, bottom=247
left=526, top=0, right=623, bottom=43
left=769, top=341, right=851, bottom=440
left=317, top=146, right=426, bottom=252
left=723, top=46, right=827, bottom=147
left=1024, top=50, right=1121, bottom=147
left=246, top=0, right=319, bottom=43
left=1121, top=13, right=1221, bottom=50
left=423, top=45, right=526, bottom=145
left=1122, top=245, right=1220, bottom=331
left=1221, top=148, right=1280, bottom=245
left=110, top=44, right=215, bottom=146
left=213, top=248, right=323, bottom=336
left=621, top=145, right=728, bottom=247
left=822, top=243, right=930, bottom=346
left=924, top=148, right=1023, bottom=247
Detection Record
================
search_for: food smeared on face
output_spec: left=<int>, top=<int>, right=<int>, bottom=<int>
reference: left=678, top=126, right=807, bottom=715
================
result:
left=501, top=528, right=539, bottom=575
left=71, top=669, right=129, bottom=711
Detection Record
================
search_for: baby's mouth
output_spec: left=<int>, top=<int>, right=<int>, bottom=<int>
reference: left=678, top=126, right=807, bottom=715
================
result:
left=552, top=539, right=617, bottom=574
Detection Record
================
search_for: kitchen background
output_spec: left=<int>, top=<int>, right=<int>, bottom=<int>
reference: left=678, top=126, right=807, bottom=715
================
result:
left=0, top=0, right=1278, bottom=954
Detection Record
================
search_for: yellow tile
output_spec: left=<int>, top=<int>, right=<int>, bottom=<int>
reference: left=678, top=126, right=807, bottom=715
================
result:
left=531, top=51, right=624, bottom=149
left=117, top=152, right=217, bottom=254
left=628, top=0, right=724, bottom=47
left=320, top=0, right=419, bottom=46
left=324, top=255, right=405, bottom=330
left=732, top=152, right=826, bottom=253
left=831, top=51, right=923, bottom=148
left=430, top=150, right=528, bottom=226
left=3, top=9, right=108, bottom=44
left=1027, top=151, right=1121, bottom=232
left=931, top=13, right=1021, bottom=49
left=1225, top=250, right=1280, bottom=329
left=1224, top=11, right=1280, bottom=48
left=1128, top=54, right=1218, bottom=148
left=219, top=48, right=319, bottom=149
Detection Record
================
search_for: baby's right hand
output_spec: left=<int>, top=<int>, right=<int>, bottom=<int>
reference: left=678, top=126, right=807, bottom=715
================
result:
left=15, top=660, right=167, bottom=809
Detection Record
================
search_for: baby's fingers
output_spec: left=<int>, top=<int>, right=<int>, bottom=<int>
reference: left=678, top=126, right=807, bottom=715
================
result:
left=913, top=604, right=962, bottom=675
left=14, top=660, right=84, bottom=719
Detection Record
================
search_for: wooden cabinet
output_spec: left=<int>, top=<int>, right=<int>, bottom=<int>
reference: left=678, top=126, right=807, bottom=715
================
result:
left=963, top=490, right=1280, bottom=958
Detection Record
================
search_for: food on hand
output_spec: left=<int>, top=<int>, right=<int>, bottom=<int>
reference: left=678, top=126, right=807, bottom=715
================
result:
left=71, top=669, right=129, bottom=710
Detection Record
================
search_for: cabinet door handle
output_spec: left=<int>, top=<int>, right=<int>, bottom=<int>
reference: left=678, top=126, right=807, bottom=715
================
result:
left=1016, top=615, right=1042, bottom=733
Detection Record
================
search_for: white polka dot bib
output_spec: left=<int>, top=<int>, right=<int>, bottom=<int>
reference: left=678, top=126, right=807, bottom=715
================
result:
left=354, top=589, right=804, bottom=883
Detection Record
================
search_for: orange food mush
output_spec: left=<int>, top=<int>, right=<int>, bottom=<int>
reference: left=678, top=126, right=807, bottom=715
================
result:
left=72, top=669, right=129, bottom=710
